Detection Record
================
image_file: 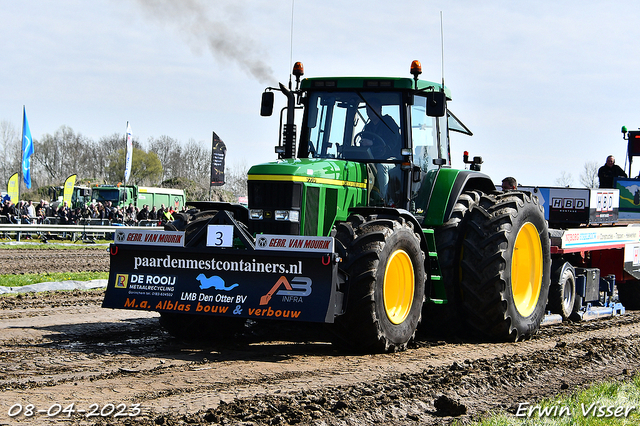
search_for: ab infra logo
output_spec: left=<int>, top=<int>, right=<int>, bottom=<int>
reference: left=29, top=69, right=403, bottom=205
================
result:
left=260, top=276, right=312, bottom=305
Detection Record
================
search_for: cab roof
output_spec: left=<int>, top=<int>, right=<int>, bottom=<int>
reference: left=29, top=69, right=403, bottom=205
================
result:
left=300, top=76, right=452, bottom=99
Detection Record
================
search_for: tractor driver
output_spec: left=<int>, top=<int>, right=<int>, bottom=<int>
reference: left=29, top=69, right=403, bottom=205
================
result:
left=359, top=99, right=401, bottom=158
left=358, top=99, right=402, bottom=206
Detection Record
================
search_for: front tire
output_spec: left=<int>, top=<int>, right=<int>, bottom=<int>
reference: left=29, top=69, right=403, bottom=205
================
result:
left=459, top=191, right=551, bottom=341
left=333, top=214, right=425, bottom=353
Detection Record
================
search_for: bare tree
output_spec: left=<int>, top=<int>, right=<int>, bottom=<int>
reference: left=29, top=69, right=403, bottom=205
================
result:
left=181, top=139, right=210, bottom=187
left=147, top=135, right=179, bottom=182
left=224, top=160, right=249, bottom=199
left=2, top=119, right=240, bottom=203
left=148, top=136, right=212, bottom=198
left=33, top=126, right=97, bottom=186
left=555, top=171, right=573, bottom=187
left=0, top=120, right=20, bottom=186
left=579, top=161, right=599, bottom=188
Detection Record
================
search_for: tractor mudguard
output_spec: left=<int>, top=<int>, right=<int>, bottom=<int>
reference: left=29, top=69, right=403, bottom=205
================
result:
left=347, top=206, right=429, bottom=254
left=185, top=201, right=249, bottom=224
left=420, top=169, right=495, bottom=227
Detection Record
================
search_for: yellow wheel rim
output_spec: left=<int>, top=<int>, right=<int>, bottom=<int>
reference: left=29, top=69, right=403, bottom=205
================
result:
left=383, top=249, right=415, bottom=324
left=511, top=222, right=543, bottom=317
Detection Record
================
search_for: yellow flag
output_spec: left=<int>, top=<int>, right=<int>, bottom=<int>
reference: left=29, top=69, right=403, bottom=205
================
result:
left=63, top=174, right=77, bottom=207
left=7, top=173, right=18, bottom=202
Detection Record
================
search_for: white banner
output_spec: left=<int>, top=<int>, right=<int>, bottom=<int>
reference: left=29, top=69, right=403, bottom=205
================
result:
left=114, top=229, right=185, bottom=247
left=124, top=122, right=133, bottom=183
left=255, top=234, right=334, bottom=252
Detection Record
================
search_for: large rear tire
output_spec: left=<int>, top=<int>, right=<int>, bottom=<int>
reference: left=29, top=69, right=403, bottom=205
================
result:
left=421, top=190, right=480, bottom=337
left=332, top=214, right=425, bottom=353
left=459, top=191, right=551, bottom=341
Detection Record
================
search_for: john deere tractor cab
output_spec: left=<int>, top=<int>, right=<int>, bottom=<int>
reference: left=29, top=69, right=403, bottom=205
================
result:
left=254, top=61, right=479, bottom=233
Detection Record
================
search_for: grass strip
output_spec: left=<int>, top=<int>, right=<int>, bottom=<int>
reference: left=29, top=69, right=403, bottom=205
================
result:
left=0, top=240, right=111, bottom=249
left=0, top=272, right=108, bottom=287
left=461, top=373, right=640, bottom=425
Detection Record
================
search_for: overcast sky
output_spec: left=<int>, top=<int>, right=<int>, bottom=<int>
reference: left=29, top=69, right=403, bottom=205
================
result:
left=2, top=0, right=640, bottom=188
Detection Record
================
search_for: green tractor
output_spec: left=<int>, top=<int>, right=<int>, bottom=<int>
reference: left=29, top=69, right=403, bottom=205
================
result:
left=104, top=61, right=551, bottom=353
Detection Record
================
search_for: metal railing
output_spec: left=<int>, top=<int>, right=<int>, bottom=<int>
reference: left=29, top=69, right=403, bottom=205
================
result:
left=0, top=222, right=160, bottom=242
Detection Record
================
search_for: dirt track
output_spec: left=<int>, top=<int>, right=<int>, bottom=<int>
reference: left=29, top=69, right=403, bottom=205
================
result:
left=1, top=248, right=640, bottom=425
left=0, top=248, right=109, bottom=275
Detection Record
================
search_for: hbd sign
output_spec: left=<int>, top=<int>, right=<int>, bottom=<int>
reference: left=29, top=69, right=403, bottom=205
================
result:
left=551, top=198, right=586, bottom=210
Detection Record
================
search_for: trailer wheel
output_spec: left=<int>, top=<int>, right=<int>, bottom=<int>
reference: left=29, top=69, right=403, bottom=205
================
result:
left=548, top=260, right=578, bottom=320
left=333, top=215, right=425, bottom=353
left=617, top=280, right=640, bottom=310
left=459, top=191, right=551, bottom=341
left=421, top=190, right=480, bottom=336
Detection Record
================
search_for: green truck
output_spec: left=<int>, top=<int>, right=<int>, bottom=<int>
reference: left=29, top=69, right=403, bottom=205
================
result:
left=103, top=61, right=550, bottom=353
left=91, top=185, right=185, bottom=211
left=50, top=186, right=92, bottom=210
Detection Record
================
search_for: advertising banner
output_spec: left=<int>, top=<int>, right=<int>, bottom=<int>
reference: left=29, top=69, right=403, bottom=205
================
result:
left=519, top=186, right=618, bottom=226
left=560, top=226, right=640, bottom=252
left=210, top=132, right=226, bottom=186
left=103, top=245, right=339, bottom=323
left=7, top=173, right=18, bottom=201
left=62, top=174, right=77, bottom=207
left=624, top=242, right=640, bottom=280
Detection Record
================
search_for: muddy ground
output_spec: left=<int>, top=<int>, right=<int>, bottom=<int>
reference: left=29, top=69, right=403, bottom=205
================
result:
left=1, top=248, right=640, bottom=425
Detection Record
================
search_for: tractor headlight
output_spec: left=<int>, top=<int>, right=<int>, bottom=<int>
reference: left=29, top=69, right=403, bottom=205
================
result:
left=250, top=209, right=263, bottom=220
left=275, top=210, right=300, bottom=222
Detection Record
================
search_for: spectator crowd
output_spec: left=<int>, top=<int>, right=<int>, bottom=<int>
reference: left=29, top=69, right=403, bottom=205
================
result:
left=1, top=199, right=185, bottom=226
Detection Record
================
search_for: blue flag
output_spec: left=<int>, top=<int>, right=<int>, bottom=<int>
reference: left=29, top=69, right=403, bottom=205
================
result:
left=22, top=107, right=33, bottom=189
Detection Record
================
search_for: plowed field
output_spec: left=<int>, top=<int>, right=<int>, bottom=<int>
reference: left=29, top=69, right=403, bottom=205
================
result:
left=1, top=248, right=639, bottom=425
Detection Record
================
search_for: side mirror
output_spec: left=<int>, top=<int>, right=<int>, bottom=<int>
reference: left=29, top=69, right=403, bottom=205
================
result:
left=426, top=91, right=446, bottom=117
left=260, top=92, right=274, bottom=117
left=433, top=158, right=446, bottom=166
left=412, top=165, right=422, bottom=183
left=307, top=102, right=318, bottom=129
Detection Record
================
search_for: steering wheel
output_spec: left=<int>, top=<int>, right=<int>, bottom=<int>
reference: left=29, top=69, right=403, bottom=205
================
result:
left=354, top=131, right=385, bottom=148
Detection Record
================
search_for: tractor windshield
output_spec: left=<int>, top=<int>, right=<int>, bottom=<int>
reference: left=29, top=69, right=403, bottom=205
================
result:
left=305, top=91, right=403, bottom=162
left=92, top=188, right=121, bottom=204
left=301, top=89, right=455, bottom=209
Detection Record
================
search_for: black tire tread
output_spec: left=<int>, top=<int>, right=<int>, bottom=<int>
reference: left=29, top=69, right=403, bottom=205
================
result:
left=459, top=191, right=551, bottom=341
left=332, top=214, right=425, bottom=353
left=421, top=190, right=481, bottom=337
